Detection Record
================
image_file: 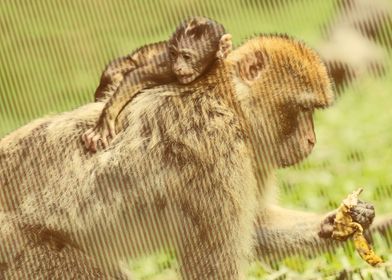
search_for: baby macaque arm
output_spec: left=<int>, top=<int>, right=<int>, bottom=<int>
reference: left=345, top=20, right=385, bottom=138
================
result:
left=84, top=62, right=176, bottom=152
left=103, top=62, right=173, bottom=122
left=94, top=41, right=169, bottom=101
left=93, top=54, right=138, bottom=102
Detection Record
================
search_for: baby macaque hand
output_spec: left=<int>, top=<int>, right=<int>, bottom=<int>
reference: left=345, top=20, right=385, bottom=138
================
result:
left=217, top=34, right=233, bottom=59
left=82, top=116, right=116, bottom=152
left=319, top=200, right=375, bottom=239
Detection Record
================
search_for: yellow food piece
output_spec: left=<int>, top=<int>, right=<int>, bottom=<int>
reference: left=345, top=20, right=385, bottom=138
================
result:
left=353, top=230, right=383, bottom=266
left=332, top=188, right=383, bottom=266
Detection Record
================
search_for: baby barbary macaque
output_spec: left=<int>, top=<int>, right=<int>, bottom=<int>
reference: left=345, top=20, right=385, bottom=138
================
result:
left=82, top=17, right=232, bottom=151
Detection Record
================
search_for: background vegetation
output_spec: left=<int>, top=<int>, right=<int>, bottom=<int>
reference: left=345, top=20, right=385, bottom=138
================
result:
left=1, top=0, right=391, bottom=279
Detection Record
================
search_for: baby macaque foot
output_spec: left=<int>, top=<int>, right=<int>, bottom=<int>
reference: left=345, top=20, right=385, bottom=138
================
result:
left=319, top=200, right=375, bottom=239
left=82, top=118, right=116, bottom=152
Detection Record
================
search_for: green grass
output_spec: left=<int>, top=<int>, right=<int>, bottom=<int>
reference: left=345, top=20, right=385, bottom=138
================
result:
left=1, top=0, right=391, bottom=279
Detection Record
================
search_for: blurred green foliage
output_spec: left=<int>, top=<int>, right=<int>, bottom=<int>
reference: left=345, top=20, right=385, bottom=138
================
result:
left=1, top=0, right=391, bottom=279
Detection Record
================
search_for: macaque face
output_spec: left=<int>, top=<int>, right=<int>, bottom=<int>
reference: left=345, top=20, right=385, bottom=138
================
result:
left=251, top=78, right=326, bottom=168
left=271, top=104, right=316, bottom=167
left=230, top=35, right=334, bottom=169
left=250, top=98, right=317, bottom=168
left=169, top=37, right=217, bottom=84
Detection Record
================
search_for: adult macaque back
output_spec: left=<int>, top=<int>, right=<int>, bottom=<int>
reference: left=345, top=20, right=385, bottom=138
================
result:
left=0, top=34, right=374, bottom=279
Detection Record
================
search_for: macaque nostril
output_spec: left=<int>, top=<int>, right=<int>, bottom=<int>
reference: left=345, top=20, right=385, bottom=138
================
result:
left=176, top=67, right=183, bottom=74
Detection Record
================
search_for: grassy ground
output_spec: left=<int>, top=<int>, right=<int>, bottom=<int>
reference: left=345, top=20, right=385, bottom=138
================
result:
left=1, top=0, right=392, bottom=279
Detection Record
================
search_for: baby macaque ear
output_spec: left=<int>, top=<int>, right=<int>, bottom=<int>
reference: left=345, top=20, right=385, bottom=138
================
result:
left=216, top=34, right=233, bottom=59
left=237, top=50, right=267, bottom=84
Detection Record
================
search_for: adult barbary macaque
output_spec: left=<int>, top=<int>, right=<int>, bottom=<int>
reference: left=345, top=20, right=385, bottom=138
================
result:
left=82, top=16, right=232, bottom=152
left=0, top=34, right=375, bottom=279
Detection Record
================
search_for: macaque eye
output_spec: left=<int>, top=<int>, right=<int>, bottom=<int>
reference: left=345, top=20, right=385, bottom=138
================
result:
left=183, top=53, right=192, bottom=60
left=298, top=104, right=313, bottom=112
left=169, top=50, right=177, bottom=58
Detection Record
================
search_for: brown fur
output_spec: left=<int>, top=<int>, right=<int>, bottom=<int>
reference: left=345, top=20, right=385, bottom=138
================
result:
left=85, top=17, right=232, bottom=152
left=2, top=226, right=127, bottom=279
left=0, top=34, right=336, bottom=279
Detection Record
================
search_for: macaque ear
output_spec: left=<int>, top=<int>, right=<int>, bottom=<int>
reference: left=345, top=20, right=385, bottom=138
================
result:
left=216, top=34, right=233, bottom=59
left=237, top=51, right=267, bottom=84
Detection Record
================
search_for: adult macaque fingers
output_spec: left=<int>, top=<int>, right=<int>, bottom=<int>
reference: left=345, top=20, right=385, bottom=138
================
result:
left=351, top=200, right=375, bottom=229
left=319, top=211, right=337, bottom=238
left=319, top=192, right=375, bottom=240
left=319, top=221, right=335, bottom=239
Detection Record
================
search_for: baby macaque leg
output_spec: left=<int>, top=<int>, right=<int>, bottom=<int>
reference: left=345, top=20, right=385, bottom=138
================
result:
left=217, top=34, right=233, bottom=59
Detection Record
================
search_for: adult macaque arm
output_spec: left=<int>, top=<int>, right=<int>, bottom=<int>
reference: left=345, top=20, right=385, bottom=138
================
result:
left=254, top=203, right=375, bottom=262
left=255, top=205, right=335, bottom=261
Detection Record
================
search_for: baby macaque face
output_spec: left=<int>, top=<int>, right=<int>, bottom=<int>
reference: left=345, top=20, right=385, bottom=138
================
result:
left=169, top=37, right=217, bottom=84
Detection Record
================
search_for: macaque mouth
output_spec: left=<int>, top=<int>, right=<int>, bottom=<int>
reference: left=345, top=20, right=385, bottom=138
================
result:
left=177, top=73, right=198, bottom=83
left=178, top=74, right=194, bottom=79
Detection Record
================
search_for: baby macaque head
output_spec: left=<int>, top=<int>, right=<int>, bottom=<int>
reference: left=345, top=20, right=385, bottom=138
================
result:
left=169, top=17, right=232, bottom=84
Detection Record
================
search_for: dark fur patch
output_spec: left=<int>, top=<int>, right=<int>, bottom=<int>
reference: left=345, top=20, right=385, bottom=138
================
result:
left=21, top=224, right=80, bottom=251
left=169, top=17, right=226, bottom=49
left=162, top=141, right=196, bottom=169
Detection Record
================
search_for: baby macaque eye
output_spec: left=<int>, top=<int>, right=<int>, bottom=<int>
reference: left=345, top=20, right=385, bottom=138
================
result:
left=169, top=50, right=177, bottom=58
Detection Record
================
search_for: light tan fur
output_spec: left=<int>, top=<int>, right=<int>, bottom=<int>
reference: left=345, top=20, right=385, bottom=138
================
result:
left=85, top=18, right=232, bottom=152
left=0, top=35, right=364, bottom=279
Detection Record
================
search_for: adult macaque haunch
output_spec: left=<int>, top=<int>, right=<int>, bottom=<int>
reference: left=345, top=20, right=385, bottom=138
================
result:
left=1, top=225, right=128, bottom=279
left=82, top=16, right=232, bottom=152
left=0, top=35, right=377, bottom=279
